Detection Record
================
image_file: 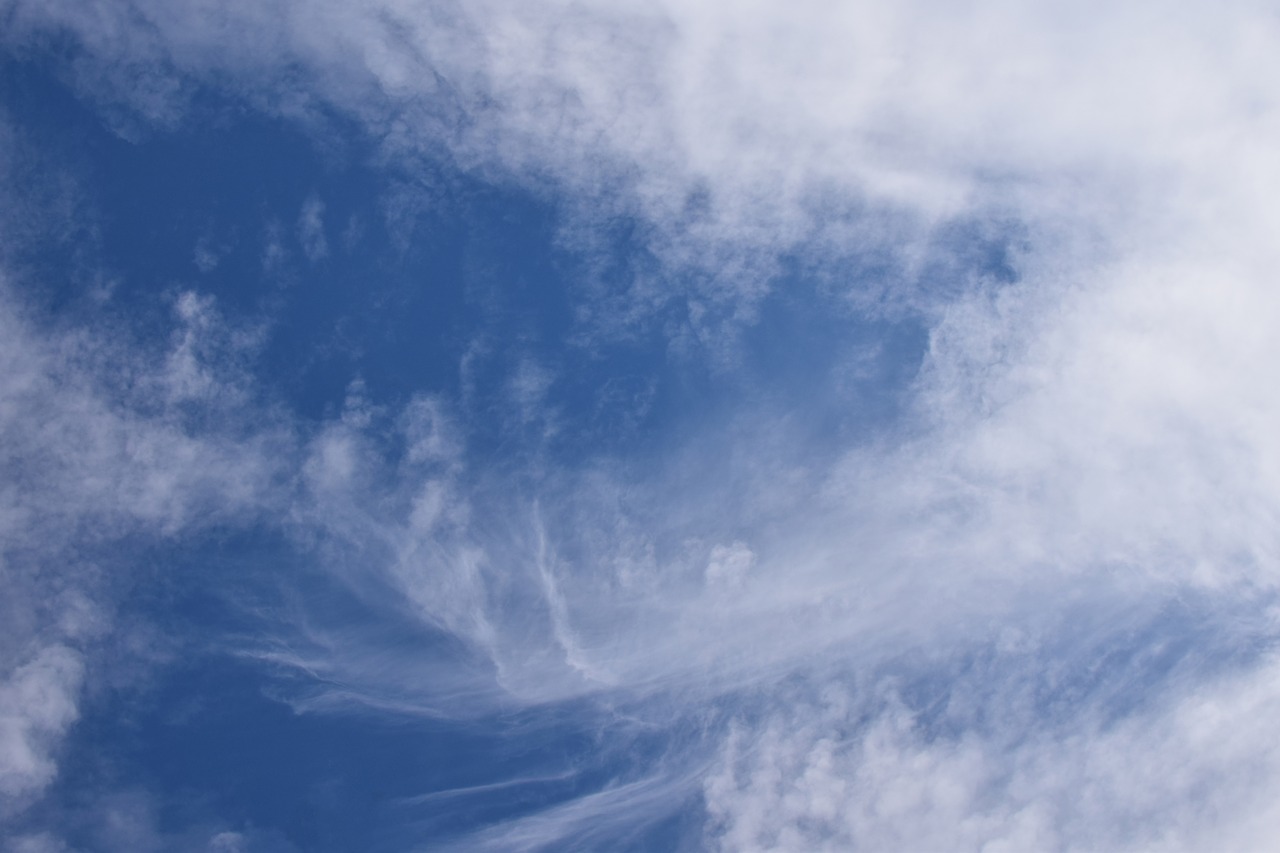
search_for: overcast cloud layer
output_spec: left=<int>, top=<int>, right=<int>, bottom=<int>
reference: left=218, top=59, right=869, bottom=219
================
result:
left=3, top=1, right=1280, bottom=850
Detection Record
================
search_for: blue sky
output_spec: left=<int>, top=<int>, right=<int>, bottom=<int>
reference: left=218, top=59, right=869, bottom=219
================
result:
left=4, top=2, right=1280, bottom=851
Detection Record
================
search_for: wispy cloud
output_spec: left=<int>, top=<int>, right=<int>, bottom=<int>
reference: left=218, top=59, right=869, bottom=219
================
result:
left=297, top=192, right=329, bottom=263
left=0, top=271, right=287, bottom=829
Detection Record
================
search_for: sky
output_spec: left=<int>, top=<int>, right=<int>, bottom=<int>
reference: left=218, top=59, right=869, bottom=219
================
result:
left=3, top=1, right=1280, bottom=851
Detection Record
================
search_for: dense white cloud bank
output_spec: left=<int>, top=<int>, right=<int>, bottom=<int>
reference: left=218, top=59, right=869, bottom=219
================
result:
left=4, top=0, right=1280, bottom=849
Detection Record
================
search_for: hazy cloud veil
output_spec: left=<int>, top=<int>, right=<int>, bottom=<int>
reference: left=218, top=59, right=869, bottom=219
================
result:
left=3, top=0, right=1280, bottom=850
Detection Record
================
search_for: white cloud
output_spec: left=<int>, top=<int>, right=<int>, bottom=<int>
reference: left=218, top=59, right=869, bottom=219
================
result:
left=0, top=274, right=287, bottom=817
left=7, top=1, right=1280, bottom=849
left=0, top=645, right=83, bottom=800
left=11, top=0, right=1272, bottom=332
left=3, top=832, right=68, bottom=853
left=705, top=541, right=753, bottom=591
left=705, top=650, right=1280, bottom=852
left=296, top=192, right=329, bottom=263
left=207, top=831, right=247, bottom=853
